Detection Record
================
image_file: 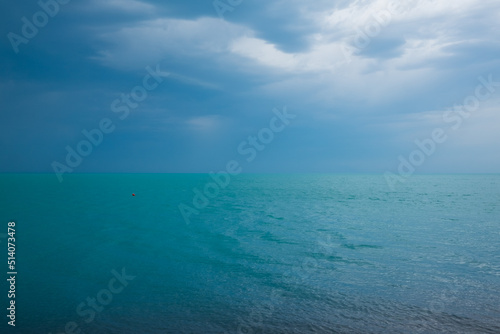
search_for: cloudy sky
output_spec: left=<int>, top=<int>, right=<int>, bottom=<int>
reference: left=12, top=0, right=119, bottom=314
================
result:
left=1, top=0, right=499, bottom=174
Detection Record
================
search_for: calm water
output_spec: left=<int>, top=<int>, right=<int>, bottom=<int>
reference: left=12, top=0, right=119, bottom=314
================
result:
left=1, top=174, right=499, bottom=333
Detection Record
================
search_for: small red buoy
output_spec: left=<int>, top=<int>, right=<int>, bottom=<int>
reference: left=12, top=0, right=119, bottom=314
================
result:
left=132, top=193, right=135, bottom=196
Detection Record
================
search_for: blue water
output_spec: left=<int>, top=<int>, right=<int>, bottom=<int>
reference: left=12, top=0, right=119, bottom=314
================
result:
left=1, top=174, right=499, bottom=333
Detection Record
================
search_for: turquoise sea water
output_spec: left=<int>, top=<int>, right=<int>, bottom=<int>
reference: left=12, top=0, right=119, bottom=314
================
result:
left=1, top=174, right=499, bottom=333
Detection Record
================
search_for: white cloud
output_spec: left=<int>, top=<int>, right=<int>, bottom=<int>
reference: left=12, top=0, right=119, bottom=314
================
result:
left=90, top=0, right=500, bottom=118
left=92, top=17, right=250, bottom=70
left=92, top=0, right=500, bottom=71
left=230, top=37, right=298, bottom=70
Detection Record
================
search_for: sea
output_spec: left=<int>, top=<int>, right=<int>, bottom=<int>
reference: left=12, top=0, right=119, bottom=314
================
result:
left=1, top=173, right=499, bottom=333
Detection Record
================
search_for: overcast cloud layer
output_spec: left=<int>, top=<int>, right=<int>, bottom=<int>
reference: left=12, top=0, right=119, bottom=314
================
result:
left=1, top=0, right=499, bottom=174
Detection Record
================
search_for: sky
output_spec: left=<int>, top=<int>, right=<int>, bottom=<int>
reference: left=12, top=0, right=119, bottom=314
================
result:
left=1, top=0, right=500, bottom=175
